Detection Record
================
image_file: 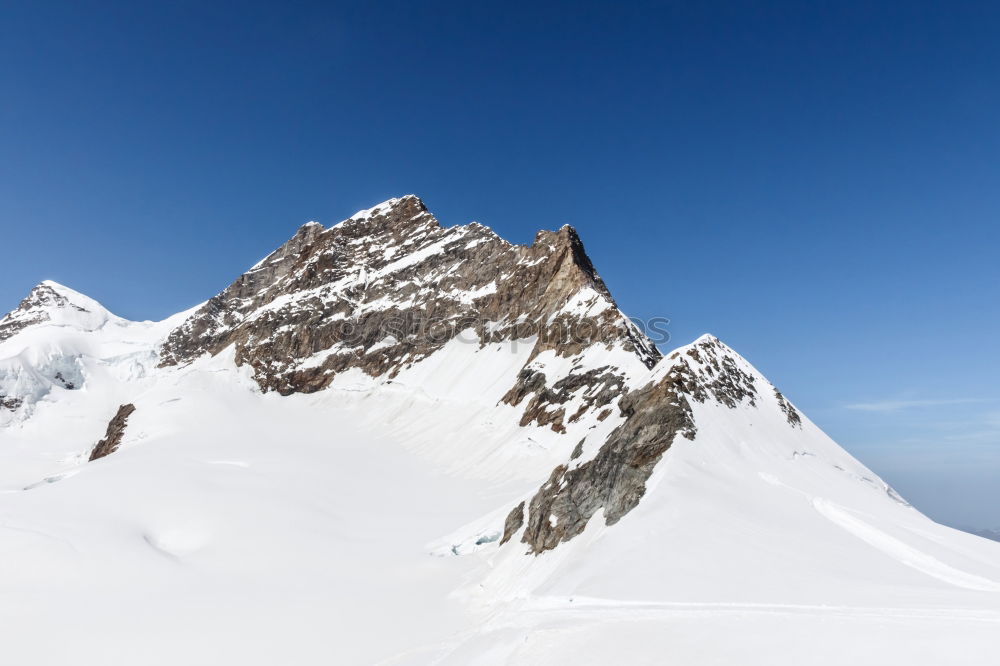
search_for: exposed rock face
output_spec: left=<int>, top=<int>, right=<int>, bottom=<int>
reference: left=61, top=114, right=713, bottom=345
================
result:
left=160, top=196, right=658, bottom=430
left=501, top=366, right=628, bottom=433
left=665, top=336, right=758, bottom=408
left=89, top=404, right=136, bottom=462
left=500, top=501, right=525, bottom=546
left=515, top=335, right=773, bottom=554
left=774, top=389, right=802, bottom=427
left=517, top=364, right=697, bottom=554
left=0, top=395, right=23, bottom=411
left=0, top=282, right=91, bottom=343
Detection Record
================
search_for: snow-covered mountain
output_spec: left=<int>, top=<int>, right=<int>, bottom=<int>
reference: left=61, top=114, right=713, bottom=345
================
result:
left=1, top=196, right=997, bottom=665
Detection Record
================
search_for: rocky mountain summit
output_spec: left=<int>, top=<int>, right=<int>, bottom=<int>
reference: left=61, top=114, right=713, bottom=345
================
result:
left=160, top=195, right=658, bottom=431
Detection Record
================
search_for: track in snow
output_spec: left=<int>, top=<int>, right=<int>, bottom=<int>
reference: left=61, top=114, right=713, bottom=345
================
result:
left=813, top=498, right=1000, bottom=592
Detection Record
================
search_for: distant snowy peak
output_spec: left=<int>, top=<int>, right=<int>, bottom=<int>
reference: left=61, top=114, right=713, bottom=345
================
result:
left=0, top=281, right=108, bottom=421
left=0, top=281, right=189, bottom=425
left=0, top=280, right=115, bottom=343
left=160, top=195, right=659, bottom=430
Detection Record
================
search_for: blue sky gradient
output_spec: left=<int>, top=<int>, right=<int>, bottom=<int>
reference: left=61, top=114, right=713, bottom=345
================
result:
left=1, top=1, right=998, bottom=528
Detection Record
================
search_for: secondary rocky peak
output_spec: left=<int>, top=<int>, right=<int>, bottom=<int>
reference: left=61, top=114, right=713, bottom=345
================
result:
left=160, top=196, right=659, bottom=430
left=529, top=223, right=615, bottom=308
left=508, top=333, right=807, bottom=553
left=533, top=223, right=583, bottom=248
left=531, top=225, right=592, bottom=274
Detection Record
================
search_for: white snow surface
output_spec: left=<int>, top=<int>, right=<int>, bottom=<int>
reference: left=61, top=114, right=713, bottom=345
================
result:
left=0, top=287, right=998, bottom=665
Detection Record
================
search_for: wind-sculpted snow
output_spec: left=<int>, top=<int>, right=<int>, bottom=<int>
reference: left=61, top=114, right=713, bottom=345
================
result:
left=159, top=195, right=657, bottom=431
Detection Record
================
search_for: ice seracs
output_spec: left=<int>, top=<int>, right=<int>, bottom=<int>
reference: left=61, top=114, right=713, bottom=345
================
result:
left=0, top=281, right=192, bottom=426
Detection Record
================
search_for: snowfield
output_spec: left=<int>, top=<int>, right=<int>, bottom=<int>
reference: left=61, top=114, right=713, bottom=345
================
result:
left=1, top=278, right=998, bottom=665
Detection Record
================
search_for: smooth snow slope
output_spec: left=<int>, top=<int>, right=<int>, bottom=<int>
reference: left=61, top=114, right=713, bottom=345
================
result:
left=0, top=286, right=997, bottom=665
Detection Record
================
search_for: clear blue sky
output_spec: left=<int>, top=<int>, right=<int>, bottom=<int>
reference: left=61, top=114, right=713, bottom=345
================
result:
left=2, top=1, right=998, bottom=529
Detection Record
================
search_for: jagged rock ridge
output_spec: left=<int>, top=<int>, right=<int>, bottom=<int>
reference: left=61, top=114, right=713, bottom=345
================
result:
left=160, top=196, right=658, bottom=430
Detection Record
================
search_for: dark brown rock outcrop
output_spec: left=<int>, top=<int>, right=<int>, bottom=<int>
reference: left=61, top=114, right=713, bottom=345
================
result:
left=500, top=501, right=525, bottom=546
left=501, top=366, right=629, bottom=433
left=518, top=370, right=697, bottom=554
left=89, top=404, right=136, bottom=462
